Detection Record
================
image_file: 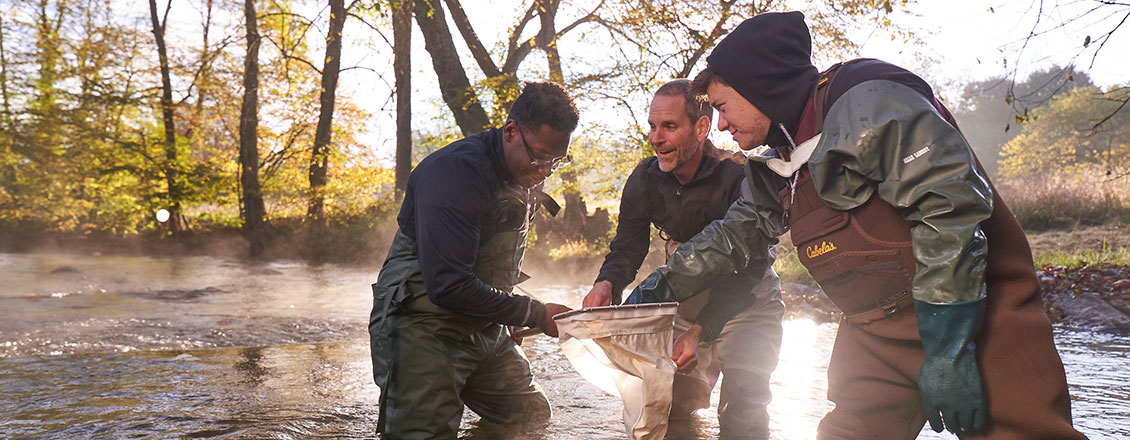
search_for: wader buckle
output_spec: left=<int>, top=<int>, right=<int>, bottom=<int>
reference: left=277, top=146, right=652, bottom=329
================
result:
left=882, top=302, right=900, bottom=317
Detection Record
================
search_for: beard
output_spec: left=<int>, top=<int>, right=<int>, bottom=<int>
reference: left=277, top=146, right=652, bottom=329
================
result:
left=657, top=139, right=700, bottom=173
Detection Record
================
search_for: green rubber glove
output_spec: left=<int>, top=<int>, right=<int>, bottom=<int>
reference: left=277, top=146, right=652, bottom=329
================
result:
left=915, top=298, right=988, bottom=435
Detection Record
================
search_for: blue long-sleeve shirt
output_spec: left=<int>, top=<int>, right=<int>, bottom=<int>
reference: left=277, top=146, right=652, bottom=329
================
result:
left=397, top=128, right=545, bottom=327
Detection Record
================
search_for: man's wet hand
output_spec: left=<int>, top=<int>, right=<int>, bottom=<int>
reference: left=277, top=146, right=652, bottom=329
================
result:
left=672, top=324, right=703, bottom=374
left=539, top=302, right=571, bottom=337
left=582, top=281, right=614, bottom=308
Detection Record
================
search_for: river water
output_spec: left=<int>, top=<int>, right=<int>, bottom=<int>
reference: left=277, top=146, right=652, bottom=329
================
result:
left=0, top=252, right=1126, bottom=439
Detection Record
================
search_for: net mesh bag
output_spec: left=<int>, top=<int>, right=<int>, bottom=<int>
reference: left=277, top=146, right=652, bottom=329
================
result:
left=554, top=303, right=680, bottom=440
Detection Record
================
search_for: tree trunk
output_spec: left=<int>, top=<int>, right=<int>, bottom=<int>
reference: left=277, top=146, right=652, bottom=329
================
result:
left=25, top=0, right=65, bottom=164
left=537, top=0, right=562, bottom=83
left=239, top=0, right=266, bottom=256
left=307, top=0, right=346, bottom=226
left=414, top=0, right=490, bottom=135
left=0, top=14, right=11, bottom=130
left=394, top=0, right=412, bottom=195
left=32, top=0, right=61, bottom=121
left=148, top=0, right=187, bottom=232
left=195, top=0, right=213, bottom=126
left=537, top=0, right=587, bottom=237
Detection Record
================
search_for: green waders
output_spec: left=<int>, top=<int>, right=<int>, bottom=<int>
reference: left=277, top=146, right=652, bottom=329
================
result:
left=662, top=240, right=784, bottom=440
left=369, top=185, right=550, bottom=440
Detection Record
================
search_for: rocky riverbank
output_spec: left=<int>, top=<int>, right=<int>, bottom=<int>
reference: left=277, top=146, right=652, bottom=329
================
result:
left=1040, top=265, right=1130, bottom=332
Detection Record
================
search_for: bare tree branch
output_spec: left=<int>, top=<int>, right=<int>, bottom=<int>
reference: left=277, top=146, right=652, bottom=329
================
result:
left=347, top=12, right=392, bottom=47
left=179, top=35, right=235, bottom=107
left=1104, top=169, right=1130, bottom=182
left=553, top=0, right=604, bottom=38
left=443, top=0, right=501, bottom=77
left=1091, top=89, right=1130, bottom=130
left=1087, top=10, right=1129, bottom=68
left=161, top=0, right=172, bottom=32
left=1004, top=1, right=1129, bottom=128
left=676, top=0, right=735, bottom=77
left=258, top=11, right=314, bottom=23
left=282, top=53, right=323, bottom=75
left=506, top=1, right=540, bottom=58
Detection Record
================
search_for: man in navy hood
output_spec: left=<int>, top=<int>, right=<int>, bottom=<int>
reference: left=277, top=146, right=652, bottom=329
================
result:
left=625, top=10, right=1086, bottom=440
left=706, top=11, right=818, bottom=148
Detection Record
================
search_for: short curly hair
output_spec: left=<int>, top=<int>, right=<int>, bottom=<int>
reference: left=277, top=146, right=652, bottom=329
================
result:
left=507, top=81, right=579, bottom=133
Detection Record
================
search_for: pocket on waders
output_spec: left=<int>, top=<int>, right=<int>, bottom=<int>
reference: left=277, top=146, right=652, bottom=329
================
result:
left=370, top=282, right=407, bottom=387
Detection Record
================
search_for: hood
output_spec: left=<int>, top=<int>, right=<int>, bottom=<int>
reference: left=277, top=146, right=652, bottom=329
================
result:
left=706, top=11, right=819, bottom=147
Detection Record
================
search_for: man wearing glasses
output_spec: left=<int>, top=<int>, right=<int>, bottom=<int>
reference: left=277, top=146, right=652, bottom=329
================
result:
left=369, top=81, right=577, bottom=439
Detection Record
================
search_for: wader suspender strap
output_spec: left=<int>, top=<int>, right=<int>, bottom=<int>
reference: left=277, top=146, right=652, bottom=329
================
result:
left=812, top=61, right=848, bottom=134
left=532, top=188, right=561, bottom=217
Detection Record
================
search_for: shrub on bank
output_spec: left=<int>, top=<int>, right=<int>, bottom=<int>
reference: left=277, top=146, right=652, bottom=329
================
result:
left=772, top=238, right=818, bottom=286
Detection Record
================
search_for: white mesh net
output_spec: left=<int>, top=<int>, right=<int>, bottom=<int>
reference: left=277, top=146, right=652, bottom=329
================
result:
left=555, top=303, right=680, bottom=440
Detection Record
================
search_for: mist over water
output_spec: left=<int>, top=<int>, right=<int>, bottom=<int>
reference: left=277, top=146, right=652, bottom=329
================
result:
left=0, top=252, right=1125, bottom=438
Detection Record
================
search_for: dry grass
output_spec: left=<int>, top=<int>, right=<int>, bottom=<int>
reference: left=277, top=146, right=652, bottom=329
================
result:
left=998, top=169, right=1130, bottom=232
left=1027, top=224, right=1130, bottom=267
left=998, top=168, right=1130, bottom=267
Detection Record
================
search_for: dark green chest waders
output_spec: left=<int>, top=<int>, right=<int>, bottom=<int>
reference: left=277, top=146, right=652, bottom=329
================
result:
left=369, top=182, right=534, bottom=434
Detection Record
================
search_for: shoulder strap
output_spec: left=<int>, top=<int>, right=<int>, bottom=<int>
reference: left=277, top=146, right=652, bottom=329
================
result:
left=812, top=61, right=847, bottom=134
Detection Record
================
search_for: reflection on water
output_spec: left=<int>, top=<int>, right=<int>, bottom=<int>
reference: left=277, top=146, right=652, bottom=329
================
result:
left=0, top=342, right=382, bottom=438
left=0, top=253, right=371, bottom=357
left=768, top=320, right=835, bottom=439
left=0, top=253, right=1126, bottom=438
left=1055, top=329, right=1130, bottom=437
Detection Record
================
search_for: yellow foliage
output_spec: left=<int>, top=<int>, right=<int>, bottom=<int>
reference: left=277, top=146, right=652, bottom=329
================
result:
left=548, top=239, right=602, bottom=261
left=999, top=86, right=1130, bottom=181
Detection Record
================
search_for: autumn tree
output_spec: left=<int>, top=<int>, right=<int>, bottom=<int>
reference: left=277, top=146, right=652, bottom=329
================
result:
left=11, top=0, right=69, bottom=224
left=254, top=0, right=380, bottom=222
left=0, top=10, right=12, bottom=212
left=567, top=0, right=917, bottom=230
left=0, top=11, right=11, bottom=130
left=413, top=0, right=489, bottom=134
left=950, top=66, right=1092, bottom=175
left=413, top=0, right=601, bottom=237
left=999, top=85, right=1130, bottom=180
left=405, top=0, right=916, bottom=247
left=0, top=0, right=195, bottom=235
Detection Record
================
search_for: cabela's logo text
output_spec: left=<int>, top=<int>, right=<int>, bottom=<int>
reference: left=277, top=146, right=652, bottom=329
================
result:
left=806, top=241, right=837, bottom=259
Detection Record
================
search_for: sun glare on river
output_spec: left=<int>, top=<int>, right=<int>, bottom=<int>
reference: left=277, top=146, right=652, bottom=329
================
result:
left=766, top=319, right=837, bottom=439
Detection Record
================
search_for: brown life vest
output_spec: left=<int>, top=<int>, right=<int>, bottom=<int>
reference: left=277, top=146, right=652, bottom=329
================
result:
left=780, top=63, right=917, bottom=324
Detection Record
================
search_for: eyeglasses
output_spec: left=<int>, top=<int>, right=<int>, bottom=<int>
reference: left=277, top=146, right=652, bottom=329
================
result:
left=516, top=124, right=571, bottom=172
